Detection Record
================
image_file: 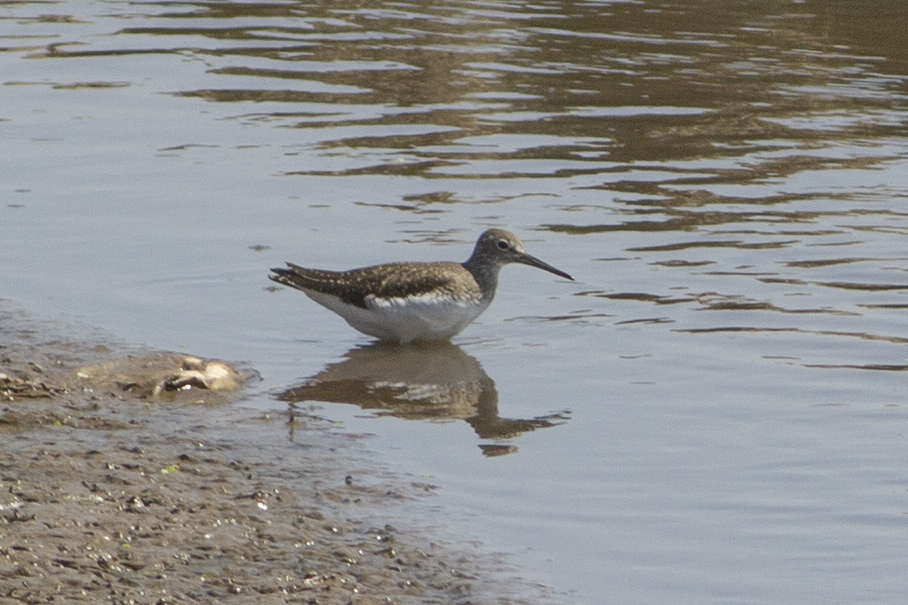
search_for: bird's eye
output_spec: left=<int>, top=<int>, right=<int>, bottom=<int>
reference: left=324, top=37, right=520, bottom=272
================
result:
left=496, top=239, right=510, bottom=250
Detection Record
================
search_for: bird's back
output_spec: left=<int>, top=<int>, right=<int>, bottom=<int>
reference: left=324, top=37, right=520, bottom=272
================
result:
left=270, top=261, right=484, bottom=308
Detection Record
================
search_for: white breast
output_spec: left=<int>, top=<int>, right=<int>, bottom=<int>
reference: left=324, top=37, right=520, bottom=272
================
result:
left=304, top=290, right=489, bottom=343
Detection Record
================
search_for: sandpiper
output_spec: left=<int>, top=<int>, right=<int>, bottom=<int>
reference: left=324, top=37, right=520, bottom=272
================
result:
left=269, top=229, right=573, bottom=343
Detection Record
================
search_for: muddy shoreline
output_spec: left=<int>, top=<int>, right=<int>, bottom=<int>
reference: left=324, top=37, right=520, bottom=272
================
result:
left=0, top=307, right=557, bottom=604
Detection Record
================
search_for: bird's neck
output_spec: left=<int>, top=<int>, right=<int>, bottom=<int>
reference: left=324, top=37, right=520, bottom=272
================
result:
left=462, top=258, right=500, bottom=301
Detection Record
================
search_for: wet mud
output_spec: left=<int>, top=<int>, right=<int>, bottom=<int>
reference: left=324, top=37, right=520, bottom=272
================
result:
left=0, top=309, right=554, bottom=604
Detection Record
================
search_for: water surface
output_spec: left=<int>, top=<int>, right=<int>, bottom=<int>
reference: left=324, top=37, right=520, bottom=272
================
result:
left=3, top=1, right=908, bottom=603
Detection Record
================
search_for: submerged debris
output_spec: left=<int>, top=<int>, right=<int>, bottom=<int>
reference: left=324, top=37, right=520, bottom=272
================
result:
left=70, top=354, right=249, bottom=402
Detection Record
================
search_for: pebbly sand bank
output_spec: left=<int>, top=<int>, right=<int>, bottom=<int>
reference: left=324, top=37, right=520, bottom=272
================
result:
left=0, top=305, right=556, bottom=604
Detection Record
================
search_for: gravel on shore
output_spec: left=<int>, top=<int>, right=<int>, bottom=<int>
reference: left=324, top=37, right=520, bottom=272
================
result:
left=1, top=307, right=556, bottom=604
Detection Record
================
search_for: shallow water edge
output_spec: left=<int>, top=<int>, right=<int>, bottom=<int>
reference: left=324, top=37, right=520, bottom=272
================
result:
left=0, top=302, right=563, bottom=604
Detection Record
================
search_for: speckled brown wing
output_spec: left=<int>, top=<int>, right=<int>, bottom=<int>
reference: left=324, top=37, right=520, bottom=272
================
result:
left=270, top=261, right=479, bottom=309
left=270, top=264, right=357, bottom=302
left=365, top=262, right=481, bottom=305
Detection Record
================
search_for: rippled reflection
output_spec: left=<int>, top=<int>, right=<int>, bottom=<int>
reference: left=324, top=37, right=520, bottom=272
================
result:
left=276, top=342, right=569, bottom=456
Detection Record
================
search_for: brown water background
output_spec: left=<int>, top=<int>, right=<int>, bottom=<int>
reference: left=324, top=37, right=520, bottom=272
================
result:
left=3, top=1, right=908, bottom=602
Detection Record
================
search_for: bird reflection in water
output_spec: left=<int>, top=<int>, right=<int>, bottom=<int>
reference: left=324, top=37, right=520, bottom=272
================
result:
left=275, top=341, right=569, bottom=456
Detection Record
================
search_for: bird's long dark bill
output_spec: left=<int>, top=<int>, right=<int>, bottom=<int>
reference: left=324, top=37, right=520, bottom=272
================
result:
left=519, top=253, right=574, bottom=281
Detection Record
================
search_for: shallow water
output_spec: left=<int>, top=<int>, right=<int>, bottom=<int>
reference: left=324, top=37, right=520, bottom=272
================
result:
left=3, top=1, right=908, bottom=602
